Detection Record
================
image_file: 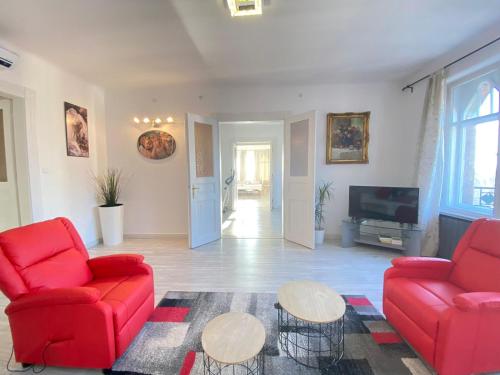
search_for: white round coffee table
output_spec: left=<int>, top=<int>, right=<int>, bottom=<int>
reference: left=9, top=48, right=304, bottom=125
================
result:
left=277, top=280, right=346, bottom=369
left=202, top=312, right=266, bottom=374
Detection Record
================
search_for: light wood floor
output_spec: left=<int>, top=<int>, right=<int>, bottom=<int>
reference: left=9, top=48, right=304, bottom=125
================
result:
left=222, top=193, right=282, bottom=239
left=0, top=238, right=397, bottom=374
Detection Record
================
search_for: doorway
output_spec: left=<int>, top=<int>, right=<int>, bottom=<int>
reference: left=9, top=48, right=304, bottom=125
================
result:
left=0, top=98, right=21, bottom=231
left=220, top=121, right=283, bottom=239
left=186, top=112, right=317, bottom=248
left=234, top=143, right=272, bottom=209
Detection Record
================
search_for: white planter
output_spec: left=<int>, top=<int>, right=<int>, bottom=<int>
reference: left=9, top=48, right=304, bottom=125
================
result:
left=98, top=205, right=124, bottom=246
left=315, top=229, right=325, bottom=245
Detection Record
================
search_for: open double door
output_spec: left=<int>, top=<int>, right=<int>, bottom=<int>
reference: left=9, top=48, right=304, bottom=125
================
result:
left=186, top=111, right=317, bottom=249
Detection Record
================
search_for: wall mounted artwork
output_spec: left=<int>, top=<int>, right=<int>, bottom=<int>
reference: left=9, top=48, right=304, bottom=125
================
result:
left=326, top=112, right=370, bottom=164
left=64, top=102, right=89, bottom=157
left=137, top=130, right=176, bottom=160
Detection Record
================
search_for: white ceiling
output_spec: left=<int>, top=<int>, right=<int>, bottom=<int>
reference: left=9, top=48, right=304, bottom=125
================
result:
left=1, top=0, right=499, bottom=88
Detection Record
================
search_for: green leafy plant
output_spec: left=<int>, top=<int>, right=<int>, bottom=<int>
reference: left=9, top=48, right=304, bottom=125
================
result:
left=94, top=168, right=122, bottom=207
left=315, top=181, right=333, bottom=230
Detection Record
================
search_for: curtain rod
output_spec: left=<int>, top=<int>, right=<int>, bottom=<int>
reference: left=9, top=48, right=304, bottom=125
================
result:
left=402, top=36, right=500, bottom=92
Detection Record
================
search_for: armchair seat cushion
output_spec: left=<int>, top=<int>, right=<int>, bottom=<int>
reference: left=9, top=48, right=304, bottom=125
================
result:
left=385, top=278, right=465, bottom=339
left=86, top=274, right=153, bottom=332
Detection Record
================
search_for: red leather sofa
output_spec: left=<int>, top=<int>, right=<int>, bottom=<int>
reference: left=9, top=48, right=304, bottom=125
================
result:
left=384, top=218, right=500, bottom=375
left=0, top=217, right=154, bottom=369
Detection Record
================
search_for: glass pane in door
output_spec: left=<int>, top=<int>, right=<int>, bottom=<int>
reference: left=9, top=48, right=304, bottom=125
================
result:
left=194, top=122, right=214, bottom=177
left=290, top=119, right=309, bottom=177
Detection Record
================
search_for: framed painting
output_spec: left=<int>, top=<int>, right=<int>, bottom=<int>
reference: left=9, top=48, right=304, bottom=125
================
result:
left=326, top=112, right=370, bottom=164
left=64, top=102, right=89, bottom=157
left=137, top=130, right=176, bottom=160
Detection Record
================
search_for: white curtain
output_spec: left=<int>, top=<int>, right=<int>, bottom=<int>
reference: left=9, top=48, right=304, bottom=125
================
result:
left=414, top=69, right=447, bottom=257
left=237, top=149, right=271, bottom=184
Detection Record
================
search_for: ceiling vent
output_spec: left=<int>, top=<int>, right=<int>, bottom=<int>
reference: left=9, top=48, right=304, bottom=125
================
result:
left=227, top=0, right=262, bottom=17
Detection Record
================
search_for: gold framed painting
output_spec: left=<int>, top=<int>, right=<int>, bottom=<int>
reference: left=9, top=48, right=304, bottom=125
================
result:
left=326, top=112, right=370, bottom=164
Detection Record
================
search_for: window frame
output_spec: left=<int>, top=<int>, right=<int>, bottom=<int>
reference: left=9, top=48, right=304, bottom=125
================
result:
left=441, top=63, right=500, bottom=219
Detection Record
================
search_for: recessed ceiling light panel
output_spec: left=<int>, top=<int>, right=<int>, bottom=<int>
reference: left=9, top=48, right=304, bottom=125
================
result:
left=227, top=0, right=262, bottom=17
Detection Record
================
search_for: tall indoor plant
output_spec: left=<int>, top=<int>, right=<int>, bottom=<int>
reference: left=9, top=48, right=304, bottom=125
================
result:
left=95, top=168, right=124, bottom=246
left=315, top=181, right=333, bottom=245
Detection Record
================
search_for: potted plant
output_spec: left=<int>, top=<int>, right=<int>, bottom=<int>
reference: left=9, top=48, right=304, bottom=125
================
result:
left=95, top=168, right=124, bottom=246
left=315, top=181, right=333, bottom=245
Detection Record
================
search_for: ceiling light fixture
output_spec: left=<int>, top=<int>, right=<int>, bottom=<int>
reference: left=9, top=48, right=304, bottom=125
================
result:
left=227, top=0, right=262, bottom=17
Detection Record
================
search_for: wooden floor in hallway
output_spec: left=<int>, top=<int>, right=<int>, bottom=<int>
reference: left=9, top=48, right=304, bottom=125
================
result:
left=222, top=190, right=282, bottom=239
left=0, top=237, right=399, bottom=374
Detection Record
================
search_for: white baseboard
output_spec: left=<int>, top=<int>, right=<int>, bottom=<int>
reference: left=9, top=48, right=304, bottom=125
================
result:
left=124, top=233, right=187, bottom=240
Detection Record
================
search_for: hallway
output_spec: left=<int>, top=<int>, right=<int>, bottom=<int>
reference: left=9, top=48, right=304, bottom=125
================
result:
left=222, top=190, right=282, bottom=239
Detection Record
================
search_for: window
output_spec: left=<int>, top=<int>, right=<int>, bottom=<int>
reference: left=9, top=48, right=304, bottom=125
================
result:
left=442, top=66, right=500, bottom=217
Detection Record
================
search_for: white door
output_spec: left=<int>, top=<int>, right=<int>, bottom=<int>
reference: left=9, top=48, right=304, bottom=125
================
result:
left=186, top=113, right=221, bottom=248
left=283, top=111, right=317, bottom=249
left=0, top=99, right=20, bottom=231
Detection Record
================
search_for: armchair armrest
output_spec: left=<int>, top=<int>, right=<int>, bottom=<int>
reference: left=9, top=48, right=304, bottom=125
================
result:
left=435, top=291, right=500, bottom=374
left=88, top=254, right=151, bottom=278
left=6, top=287, right=100, bottom=315
left=385, top=257, right=454, bottom=280
left=453, top=292, right=500, bottom=312
left=88, top=254, right=144, bottom=268
left=392, top=257, right=452, bottom=269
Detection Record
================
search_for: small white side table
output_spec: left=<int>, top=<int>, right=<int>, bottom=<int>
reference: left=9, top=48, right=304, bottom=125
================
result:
left=202, top=312, right=266, bottom=374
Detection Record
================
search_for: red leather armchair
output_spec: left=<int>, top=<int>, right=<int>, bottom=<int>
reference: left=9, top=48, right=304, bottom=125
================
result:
left=0, top=217, right=154, bottom=369
left=384, top=218, right=500, bottom=375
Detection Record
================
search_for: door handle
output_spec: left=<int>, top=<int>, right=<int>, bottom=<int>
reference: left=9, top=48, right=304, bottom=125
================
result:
left=192, top=186, right=199, bottom=198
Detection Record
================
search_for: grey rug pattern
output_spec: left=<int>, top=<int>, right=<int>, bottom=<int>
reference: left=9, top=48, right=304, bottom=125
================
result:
left=108, top=291, right=431, bottom=375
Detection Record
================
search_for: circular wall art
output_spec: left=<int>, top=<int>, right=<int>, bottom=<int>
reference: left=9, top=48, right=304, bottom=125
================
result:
left=137, top=130, right=176, bottom=160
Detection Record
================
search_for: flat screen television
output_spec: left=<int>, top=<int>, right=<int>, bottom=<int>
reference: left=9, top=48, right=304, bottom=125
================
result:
left=349, top=186, right=419, bottom=224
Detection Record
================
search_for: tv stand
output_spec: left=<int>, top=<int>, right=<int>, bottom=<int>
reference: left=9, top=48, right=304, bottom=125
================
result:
left=341, top=219, right=422, bottom=256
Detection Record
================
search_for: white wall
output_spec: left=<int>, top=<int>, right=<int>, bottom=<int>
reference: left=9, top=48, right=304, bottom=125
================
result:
left=105, top=85, right=218, bottom=236
left=220, top=121, right=283, bottom=210
left=0, top=41, right=107, bottom=245
left=218, top=84, right=419, bottom=238
left=106, top=82, right=417, bottom=237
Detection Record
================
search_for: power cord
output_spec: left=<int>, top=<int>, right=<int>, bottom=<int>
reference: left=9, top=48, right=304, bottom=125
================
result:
left=6, top=342, right=50, bottom=374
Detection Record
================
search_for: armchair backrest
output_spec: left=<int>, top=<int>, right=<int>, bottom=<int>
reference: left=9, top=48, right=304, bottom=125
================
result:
left=450, top=218, right=500, bottom=292
left=0, top=217, right=92, bottom=300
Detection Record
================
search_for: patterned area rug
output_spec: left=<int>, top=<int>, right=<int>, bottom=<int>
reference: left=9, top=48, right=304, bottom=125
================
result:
left=107, top=291, right=431, bottom=375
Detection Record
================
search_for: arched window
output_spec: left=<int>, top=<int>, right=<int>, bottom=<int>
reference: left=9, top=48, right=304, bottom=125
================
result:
left=463, top=80, right=500, bottom=120
left=442, top=66, right=500, bottom=217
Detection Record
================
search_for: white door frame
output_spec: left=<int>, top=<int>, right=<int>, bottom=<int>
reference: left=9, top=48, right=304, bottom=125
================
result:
left=231, top=143, right=238, bottom=211
left=0, top=80, right=42, bottom=225
left=0, top=99, right=21, bottom=229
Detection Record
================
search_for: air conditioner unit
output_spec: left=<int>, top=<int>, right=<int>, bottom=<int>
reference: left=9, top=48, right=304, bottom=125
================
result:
left=0, top=47, right=18, bottom=69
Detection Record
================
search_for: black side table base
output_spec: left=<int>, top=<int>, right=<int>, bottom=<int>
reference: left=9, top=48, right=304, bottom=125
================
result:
left=277, top=303, right=344, bottom=370
left=203, top=351, right=264, bottom=375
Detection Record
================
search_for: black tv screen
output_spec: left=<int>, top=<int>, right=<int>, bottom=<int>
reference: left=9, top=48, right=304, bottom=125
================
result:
left=349, top=186, right=419, bottom=224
